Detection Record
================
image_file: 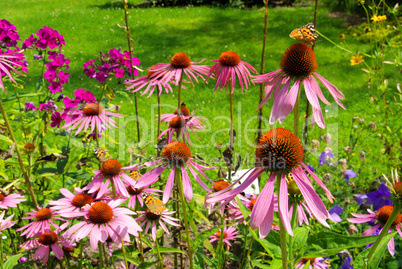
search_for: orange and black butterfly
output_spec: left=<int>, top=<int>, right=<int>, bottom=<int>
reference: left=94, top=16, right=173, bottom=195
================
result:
left=129, top=170, right=141, bottom=181
left=143, top=193, right=167, bottom=215
left=94, top=147, right=111, bottom=163
left=289, top=23, right=319, bottom=46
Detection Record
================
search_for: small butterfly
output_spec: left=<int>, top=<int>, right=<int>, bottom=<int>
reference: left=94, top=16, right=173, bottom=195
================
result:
left=289, top=23, right=318, bottom=46
left=143, top=193, right=167, bottom=215
left=94, top=147, right=111, bottom=163
left=129, top=170, right=141, bottom=181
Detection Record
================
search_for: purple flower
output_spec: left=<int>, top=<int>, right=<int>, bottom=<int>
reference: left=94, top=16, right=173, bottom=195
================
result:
left=366, top=182, right=392, bottom=210
left=87, top=125, right=106, bottom=140
left=22, top=34, right=38, bottom=50
left=0, top=20, right=20, bottom=48
left=56, top=93, right=64, bottom=102
left=33, top=54, right=43, bottom=61
left=345, top=169, right=357, bottom=184
left=74, top=88, right=96, bottom=103
left=329, top=204, right=343, bottom=222
left=24, top=102, right=38, bottom=112
left=356, top=194, right=368, bottom=205
left=51, top=111, right=63, bottom=128
left=319, top=151, right=334, bottom=165
left=341, top=256, right=353, bottom=269
left=35, top=26, right=65, bottom=50
left=40, top=100, right=58, bottom=113
left=18, top=257, right=28, bottom=263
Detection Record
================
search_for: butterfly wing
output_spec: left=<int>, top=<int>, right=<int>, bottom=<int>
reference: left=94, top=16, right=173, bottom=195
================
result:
left=145, top=195, right=167, bottom=215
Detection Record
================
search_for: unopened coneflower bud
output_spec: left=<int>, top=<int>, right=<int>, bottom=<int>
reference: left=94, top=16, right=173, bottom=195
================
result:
left=348, top=224, right=358, bottom=235
left=311, top=139, right=320, bottom=149
left=323, top=173, right=331, bottom=183
left=369, top=121, right=377, bottom=131
left=381, top=148, right=386, bottom=154
left=24, top=143, right=35, bottom=153
left=360, top=151, right=366, bottom=161
left=323, top=133, right=331, bottom=144
left=352, top=116, right=360, bottom=121
left=324, top=147, right=332, bottom=153
left=344, top=146, right=352, bottom=154
left=339, top=158, right=348, bottom=172
left=359, top=118, right=365, bottom=125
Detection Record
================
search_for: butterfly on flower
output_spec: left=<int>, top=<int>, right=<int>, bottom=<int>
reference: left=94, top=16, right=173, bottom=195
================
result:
left=289, top=23, right=318, bottom=46
left=143, top=193, right=167, bottom=215
left=94, top=147, right=111, bottom=163
left=129, top=170, right=141, bottom=181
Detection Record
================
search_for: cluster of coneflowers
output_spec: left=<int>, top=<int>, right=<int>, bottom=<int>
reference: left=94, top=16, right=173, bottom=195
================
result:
left=3, top=16, right=400, bottom=269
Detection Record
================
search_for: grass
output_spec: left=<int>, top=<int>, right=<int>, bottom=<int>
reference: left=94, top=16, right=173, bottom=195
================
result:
left=2, top=0, right=400, bottom=193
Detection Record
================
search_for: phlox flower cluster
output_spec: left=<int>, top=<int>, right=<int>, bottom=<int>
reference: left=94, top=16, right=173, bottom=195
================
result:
left=83, top=47, right=140, bottom=83
left=22, top=26, right=65, bottom=51
left=43, top=51, right=70, bottom=93
left=0, top=19, right=20, bottom=48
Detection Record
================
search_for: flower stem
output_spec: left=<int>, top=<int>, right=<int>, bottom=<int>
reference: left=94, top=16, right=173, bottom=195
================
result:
left=218, top=212, right=226, bottom=269
left=134, top=202, right=144, bottom=262
left=154, top=235, right=164, bottom=269
left=175, top=167, right=193, bottom=269
left=288, top=203, right=298, bottom=268
left=0, top=100, right=38, bottom=208
left=98, top=242, right=103, bottom=269
left=277, top=173, right=288, bottom=269
left=293, top=89, right=301, bottom=138
left=58, top=259, right=66, bottom=269
left=0, top=234, right=4, bottom=269
left=157, top=94, right=161, bottom=138
left=79, top=241, right=83, bottom=268
left=228, top=86, right=234, bottom=182
left=123, top=0, right=140, bottom=142
left=246, top=236, right=254, bottom=268
left=364, top=200, right=402, bottom=269
left=120, top=237, right=129, bottom=269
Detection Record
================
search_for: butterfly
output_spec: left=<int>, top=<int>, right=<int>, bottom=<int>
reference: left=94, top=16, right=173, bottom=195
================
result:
left=129, top=170, right=141, bottom=181
left=143, top=193, right=167, bottom=215
left=289, top=23, right=318, bottom=46
left=94, top=147, right=111, bottom=163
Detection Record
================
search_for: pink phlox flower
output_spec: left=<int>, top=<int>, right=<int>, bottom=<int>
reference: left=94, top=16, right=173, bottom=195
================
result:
left=209, top=226, right=239, bottom=246
left=253, top=44, right=345, bottom=128
left=17, top=206, right=69, bottom=238
left=206, top=51, right=258, bottom=94
left=296, top=257, right=330, bottom=269
left=64, top=199, right=142, bottom=250
left=136, top=209, right=180, bottom=241
left=0, top=211, right=17, bottom=232
left=0, top=49, right=26, bottom=93
left=0, top=20, right=20, bottom=48
left=50, top=111, right=63, bottom=128
left=20, top=230, right=74, bottom=265
left=0, top=192, right=26, bottom=210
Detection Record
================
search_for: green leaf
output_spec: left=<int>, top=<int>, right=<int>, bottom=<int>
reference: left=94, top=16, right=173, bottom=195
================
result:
left=188, top=200, right=210, bottom=225
left=3, top=254, right=24, bottom=269
left=195, top=249, right=218, bottom=269
left=252, top=260, right=272, bottom=269
left=203, top=239, right=215, bottom=256
left=292, top=227, right=309, bottom=255
left=250, top=228, right=282, bottom=258
left=192, top=225, right=224, bottom=254
left=303, top=231, right=378, bottom=258
left=0, top=134, right=12, bottom=145
left=137, top=261, right=160, bottom=269
left=12, top=260, right=36, bottom=269
left=354, top=231, right=397, bottom=269
left=151, top=246, right=185, bottom=254
left=236, top=196, right=251, bottom=222
left=112, top=249, right=139, bottom=265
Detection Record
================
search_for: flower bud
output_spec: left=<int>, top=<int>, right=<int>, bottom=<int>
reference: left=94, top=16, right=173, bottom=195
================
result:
left=348, top=224, right=358, bottom=235
left=360, top=151, right=366, bottom=162
left=369, top=121, right=377, bottom=131
left=323, top=173, right=331, bottom=183
left=323, top=133, right=331, bottom=144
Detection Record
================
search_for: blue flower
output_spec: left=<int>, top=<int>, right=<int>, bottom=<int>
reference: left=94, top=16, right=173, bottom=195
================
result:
left=356, top=194, right=368, bottom=205
left=319, top=151, right=334, bottom=165
left=341, top=256, right=353, bottom=269
left=329, top=204, right=344, bottom=222
left=345, top=170, right=357, bottom=184
left=366, top=182, right=392, bottom=211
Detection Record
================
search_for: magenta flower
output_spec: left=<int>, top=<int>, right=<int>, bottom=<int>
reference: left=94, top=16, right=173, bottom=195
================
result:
left=64, top=199, right=142, bottom=250
left=20, top=230, right=74, bottom=265
left=0, top=20, right=20, bottom=48
left=206, top=51, right=258, bottom=94
left=347, top=205, right=402, bottom=256
left=40, top=100, right=58, bottom=113
left=124, top=174, right=161, bottom=209
left=62, top=102, right=122, bottom=135
left=0, top=211, right=17, bottom=232
left=35, top=26, right=65, bottom=50
left=136, top=208, right=180, bottom=241
left=150, top=52, right=209, bottom=85
left=50, top=111, right=63, bottom=128
left=133, top=141, right=214, bottom=204
left=17, top=207, right=69, bottom=238
left=85, top=159, right=139, bottom=198
left=24, top=102, right=38, bottom=112
left=209, top=226, right=239, bottom=246
left=207, top=128, right=333, bottom=238
left=0, top=192, right=26, bottom=210
left=227, top=194, right=256, bottom=225
left=253, top=43, right=345, bottom=128
left=0, top=50, right=26, bottom=93
left=296, top=257, right=330, bottom=269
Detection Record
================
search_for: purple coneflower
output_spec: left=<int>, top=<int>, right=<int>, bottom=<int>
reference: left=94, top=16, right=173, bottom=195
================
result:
left=65, top=199, right=141, bottom=250
left=296, top=257, right=330, bottom=269
left=20, top=230, right=74, bottom=265
left=0, top=50, right=26, bottom=93
left=347, top=205, right=402, bottom=256
left=158, top=115, right=205, bottom=144
left=207, top=51, right=258, bottom=94
left=17, top=207, right=69, bottom=238
left=136, top=208, right=180, bottom=241
left=0, top=192, right=26, bottom=209
left=209, top=226, right=239, bottom=246
left=253, top=43, right=345, bottom=128
left=62, top=102, right=123, bottom=135
left=207, top=128, right=333, bottom=238
left=149, top=52, right=209, bottom=85
left=125, top=172, right=161, bottom=208
left=0, top=211, right=16, bottom=231
left=133, top=141, right=214, bottom=204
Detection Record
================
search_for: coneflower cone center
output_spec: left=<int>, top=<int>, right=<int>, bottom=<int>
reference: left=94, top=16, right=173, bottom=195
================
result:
left=174, top=103, right=190, bottom=116
left=0, top=194, right=4, bottom=202
left=393, top=182, right=402, bottom=195
left=88, top=202, right=113, bottom=224
left=281, top=43, right=317, bottom=79
left=219, top=51, right=241, bottom=66
left=213, top=180, right=230, bottom=192
left=145, top=208, right=161, bottom=220
left=72, top=193, right=94, bottom=208
left=169, top=116, right=186, bottom=129
left=248, top=198, right=256, bottom=211
left=100, top=159, right=122, bottom=177
left=301, top=258, right=316, bottom=264
left=376, top=205, right=402, bottom=226
left=24, top=143, right=35, bottom=153
left=256, top=128, right=304, bottom=172
left=216, top=231, right=228, bottom=239
left=36, top=208, right=52, bottom=221
left=162, top=141, right=191, bottom=167
left=83, top=103, right=102, bottom=116
left=127, top=186, right=143, bottom=196
left=38, top=231, right=58, bottom=246
left=63, top=246, right=75, bottom=253
left=170, top=52, right=191, bottom=68
left=147, top=65, right=157, bottom=78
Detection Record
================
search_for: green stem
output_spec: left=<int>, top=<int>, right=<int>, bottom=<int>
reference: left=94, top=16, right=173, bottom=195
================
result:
left=364, top=200, right=402, bottom=269
left=79, top=241, right=83, bottom=269
left=46, top=248, right=53, bottom=268
left=58, top=258, right=66, bottom=269
left=134, top=202, right=144, bottom=262
left=277, top=173, right=288, bottom=269
left=177, top=76, right=183, bottom=111
left=157, top=94, right=161, bottom=139
left=12, top=86, right=28, bottom=138
left=175, top=167, right=193, bottom=269
left=240, top=229, right=248, bottom=268
left=0, top=100, right=38, bottom=208
left=314, top=30, right=353, bottom=54
left=228, top=87, right=234, bottom=182
left=120, top=237, right=129, bottom=269
left=102, top=243, right=109, bottom=267
left=0, top=234, right=4, bottom=269
left=293, top=89, right=301, bottom=138
left=246, top=237, right=254, bottom=268
left=218, top=212, right=226, bottom=269
left=98, top=242, right=103, bottom=269
left=154, top=235, right=164, bottom=268
left=288, top=203, right=298, bottom=268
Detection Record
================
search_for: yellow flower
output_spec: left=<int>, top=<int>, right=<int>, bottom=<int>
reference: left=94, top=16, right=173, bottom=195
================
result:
left=339, top=34, right=345, bottom=40
left=350, top=53, right=364, bottom=65
left=371, top=14, right=387, bottom=23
